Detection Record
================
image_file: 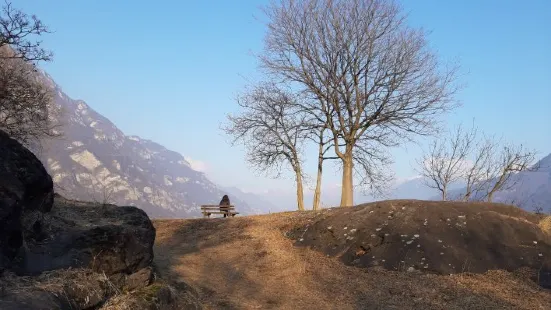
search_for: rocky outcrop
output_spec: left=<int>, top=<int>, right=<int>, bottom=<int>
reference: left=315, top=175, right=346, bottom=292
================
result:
left=0, top=131, right=201, bottom=309
left=0, top=130, right=54, bottom=271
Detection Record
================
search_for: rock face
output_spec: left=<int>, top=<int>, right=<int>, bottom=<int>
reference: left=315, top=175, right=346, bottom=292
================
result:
left=0, top=130, right=54, bottom=271
left=290, top=200, right=551, bottom=287
left=14, top=194, right=156, bottom=276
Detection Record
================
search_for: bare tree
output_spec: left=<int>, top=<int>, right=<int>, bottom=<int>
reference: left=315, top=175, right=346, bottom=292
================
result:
left=479, top=142, right=537, bottom=202
left=0, top=53, right=60, bottom=146
left=0, top=1, right=52, bottom=62
left=310, top=124, right=339, bottom=210
left=417, top=124, right=476, bottom=200
left=418, top=122, right=538, bottom=203
left=223, top=82, right=309, bottom=211
left=260, top=0, right=459, bottom=206
left=0, top=2, right=58, bottom=147
left=461, top=135, right=497, bottom=201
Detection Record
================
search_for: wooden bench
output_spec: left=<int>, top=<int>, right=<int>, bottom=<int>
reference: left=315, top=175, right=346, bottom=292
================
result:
left=200, top=205, right=239, bottom=218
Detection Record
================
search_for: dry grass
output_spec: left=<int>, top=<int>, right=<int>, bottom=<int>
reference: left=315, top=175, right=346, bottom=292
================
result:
left=0, top=268, right=200, bottom=310
left=539, top=216, right=551, bottom=235
left=153, top=210, right=551, bottom=310
left=0, top=268, right=113, bottom=309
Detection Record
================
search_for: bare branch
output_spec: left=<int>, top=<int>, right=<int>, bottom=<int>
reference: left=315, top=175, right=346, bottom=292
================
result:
left=0, top=51, right=62, bottom=146
left=481, top=141, right=537, bottom=202
left=0, top=1, right=52, bottom=62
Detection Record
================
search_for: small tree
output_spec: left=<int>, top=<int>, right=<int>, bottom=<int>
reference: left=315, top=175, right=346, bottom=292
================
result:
left=223, top=82, right=309, bottom=211
left=260, top=0, right=459, bottom=206
left=418, top=123, right=538, bottom=203
left=461, top=135, right=494, bottom=201
left=479, top=141, right=537, bottom=202
left=418, top=124, right=476, bottom=200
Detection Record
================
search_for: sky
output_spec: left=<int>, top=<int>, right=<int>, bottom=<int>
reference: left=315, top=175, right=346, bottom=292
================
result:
left=11, top=0, right=551, bottom=195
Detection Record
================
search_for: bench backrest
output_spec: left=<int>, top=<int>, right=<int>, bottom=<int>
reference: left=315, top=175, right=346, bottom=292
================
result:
left=201, top=205, right=235, bottom=209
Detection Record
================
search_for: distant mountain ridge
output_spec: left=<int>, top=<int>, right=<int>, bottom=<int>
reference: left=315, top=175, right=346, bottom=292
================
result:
left=37, top=71, right=261, bottom=218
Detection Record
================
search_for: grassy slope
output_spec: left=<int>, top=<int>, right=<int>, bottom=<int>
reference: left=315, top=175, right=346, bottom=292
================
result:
left=153, top=203, right=551, bottom=310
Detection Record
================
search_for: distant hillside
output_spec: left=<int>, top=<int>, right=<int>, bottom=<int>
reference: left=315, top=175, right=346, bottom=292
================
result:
left=36, top=71, right=261, bottom=218
left=390, top=176, right=464, bottom=200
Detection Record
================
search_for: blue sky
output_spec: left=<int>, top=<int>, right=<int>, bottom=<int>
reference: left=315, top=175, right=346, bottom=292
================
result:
left=12, top=0, right=551, bottom=195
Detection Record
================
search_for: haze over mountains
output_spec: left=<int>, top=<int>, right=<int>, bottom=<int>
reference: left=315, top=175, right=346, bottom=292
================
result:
left=36, top=71, right=265, bottom=218
left=32, top=70, right=550, bottom=217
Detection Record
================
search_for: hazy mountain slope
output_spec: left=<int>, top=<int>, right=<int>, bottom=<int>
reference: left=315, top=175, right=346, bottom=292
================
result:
left=37, top=72, right=260, bottom=218
left=219, top=186, right=288, bottom=213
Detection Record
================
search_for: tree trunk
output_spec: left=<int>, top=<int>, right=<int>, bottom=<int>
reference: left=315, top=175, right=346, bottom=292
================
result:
left=463, top=184, right=471, bottom=202
left=312, top=154, right=323, bottom=211
left=340, top=149, right=354, bottom=207
left=295, top=169, right=305, bottom=211
left=486, top=192, right=494, bottom=203
left=442, top=185, right=447, bottom=201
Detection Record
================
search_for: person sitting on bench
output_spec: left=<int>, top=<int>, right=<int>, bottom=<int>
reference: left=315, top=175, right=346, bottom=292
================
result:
left=219, top=194, right=231, bottom=218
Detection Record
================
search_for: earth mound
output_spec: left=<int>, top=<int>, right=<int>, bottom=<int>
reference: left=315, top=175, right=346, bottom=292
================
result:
left=289, top=200, right=551, bottom=287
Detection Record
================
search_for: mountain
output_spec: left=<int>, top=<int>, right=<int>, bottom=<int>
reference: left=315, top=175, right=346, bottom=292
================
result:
left=390, top=176, right=439, bottom=199
left=36, top=72, right=261, bottom=218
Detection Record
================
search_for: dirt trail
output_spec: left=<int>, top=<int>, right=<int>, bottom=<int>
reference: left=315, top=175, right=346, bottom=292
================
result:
left=153, top=210, right=551, bottom=310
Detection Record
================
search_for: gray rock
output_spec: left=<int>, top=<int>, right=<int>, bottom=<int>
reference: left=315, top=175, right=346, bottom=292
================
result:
left=0, top=130, right=54, bottom=271
left=14, top=195, right=156, bottom=276
left=125, top=267, right=154, bottom=291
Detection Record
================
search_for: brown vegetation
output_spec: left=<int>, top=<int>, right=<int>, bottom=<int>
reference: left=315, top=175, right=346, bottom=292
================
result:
left=153, top=201, right=551, bottom=309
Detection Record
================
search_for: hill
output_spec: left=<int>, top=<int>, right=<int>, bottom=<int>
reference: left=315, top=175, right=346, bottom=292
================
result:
left=35, top=72, right=260, bottom=218
left=153, top=200, right=551, bottom=309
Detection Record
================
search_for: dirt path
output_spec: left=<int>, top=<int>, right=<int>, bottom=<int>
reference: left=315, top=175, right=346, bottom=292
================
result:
left=153, top=212, right=551, bottom=309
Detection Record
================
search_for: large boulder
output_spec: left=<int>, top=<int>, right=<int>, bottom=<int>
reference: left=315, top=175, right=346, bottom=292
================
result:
left=0, top=130, right=54, bottom=271
left=290, top=200, right=551, bottom=287
left=14, top=195, right=156, bottom=276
